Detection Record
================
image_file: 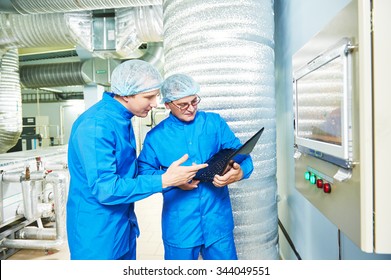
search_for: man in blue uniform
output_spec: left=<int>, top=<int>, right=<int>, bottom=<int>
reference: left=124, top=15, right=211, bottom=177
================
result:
left=138, top=73, right=254, bottom=260
left=66, top=61, right=207, bottom=260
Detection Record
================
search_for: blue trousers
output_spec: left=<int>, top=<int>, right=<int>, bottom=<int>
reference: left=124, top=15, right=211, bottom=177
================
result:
left=164, top=233, right=237, bottom=260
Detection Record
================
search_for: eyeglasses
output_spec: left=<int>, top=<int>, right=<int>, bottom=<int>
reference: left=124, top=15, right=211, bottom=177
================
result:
left=170, top=95, right=201, bottom=111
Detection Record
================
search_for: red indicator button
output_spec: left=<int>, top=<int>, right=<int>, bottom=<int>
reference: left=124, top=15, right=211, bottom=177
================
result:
left=316, top=179, right=323, bottom=188
left=323, top=183, right=331, bottom=193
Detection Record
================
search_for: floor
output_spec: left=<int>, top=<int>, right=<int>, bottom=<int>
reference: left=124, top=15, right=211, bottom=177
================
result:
left=7, top=194, right=164, bottom=260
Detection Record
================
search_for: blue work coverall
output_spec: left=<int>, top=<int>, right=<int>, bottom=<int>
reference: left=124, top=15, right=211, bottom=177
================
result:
left=137, top=111, right=253, bottom=255
left=67, top=92, right=162, bottom=260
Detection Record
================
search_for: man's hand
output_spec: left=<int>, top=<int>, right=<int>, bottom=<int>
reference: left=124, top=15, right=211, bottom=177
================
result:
left=176, top=180, right=200, bottom=191
left=162, top=154, right=207, bottom=188
left=213, top=162, right=243, bottom=187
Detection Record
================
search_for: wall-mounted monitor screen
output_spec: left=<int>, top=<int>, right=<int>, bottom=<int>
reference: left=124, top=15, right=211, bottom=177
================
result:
left=293, top=38, right=353, bottom=168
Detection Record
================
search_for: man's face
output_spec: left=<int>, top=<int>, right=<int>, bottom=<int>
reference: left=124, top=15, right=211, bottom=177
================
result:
left=165, top=95, right=200, bottom=122
left=123, top=89, right=160, bottom=118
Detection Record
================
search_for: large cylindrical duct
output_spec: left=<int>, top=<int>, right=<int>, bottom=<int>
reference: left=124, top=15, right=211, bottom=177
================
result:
left=116, top=5, right=163, bottom=57
left=20, top=62, right=86, bottom=88
left=19, top=43, right=164, bottom=89
left=134, top=5, right=163, bottom=42
left=139, top=42, right=164, bottom=73
left=164, top=0, right=278, bottom=259
left=0, top=12, right=92, bottom=50
left=7, top=0, right=162, bottom=14
left=0, top=49, right=22, bottom=154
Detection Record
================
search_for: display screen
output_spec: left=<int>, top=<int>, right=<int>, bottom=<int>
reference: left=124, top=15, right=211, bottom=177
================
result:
left=296, top=56, right=343, bottom=146
left=293, top=38, right=353, bottom=167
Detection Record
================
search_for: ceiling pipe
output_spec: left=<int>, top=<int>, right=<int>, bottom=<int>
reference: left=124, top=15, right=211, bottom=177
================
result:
left=1, top=0, right=162, bottom=14
left=0, top=0, right=17, bottom=13
left=0, top=4, right=162, bottom=152
left=138, top=42, right=164, bottom=74
left=0, top=12, right=92, bottom=51
left=19, top=42, right=163, bottom=89
left=20, top=62, right=87, bottom=88
left=0, top=49, right=22, bottom=153
left=1, top=5, right=163, bottom=56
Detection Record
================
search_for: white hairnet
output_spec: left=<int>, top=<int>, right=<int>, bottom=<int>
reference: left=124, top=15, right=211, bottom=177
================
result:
left=161, top=73, right=200, bottom=103
left=110, top=59, right=163, bottom=96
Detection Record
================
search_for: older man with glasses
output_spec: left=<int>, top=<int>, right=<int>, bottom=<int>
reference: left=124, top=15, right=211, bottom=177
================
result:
left=138, top=73, right=254, bottom=260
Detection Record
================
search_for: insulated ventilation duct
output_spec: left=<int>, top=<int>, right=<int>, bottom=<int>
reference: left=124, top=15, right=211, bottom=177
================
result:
left=0, top=12, right=92, bottom=51
left=164, top=0, right=278, bottom=259
left=19, top=43, right=163, bottom=89
left=0, top=5, right=163, bottom=56
left=4, top=0, right=162, bottom=14
left=20, top=62, right=87, bottom=88
left=0, top=49, right=22, bottom=154
left=115, top=5, right=163, bottom=58
left=139, top=42, right=164, bottom=74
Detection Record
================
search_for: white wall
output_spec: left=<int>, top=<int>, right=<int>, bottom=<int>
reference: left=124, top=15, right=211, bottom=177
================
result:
left=23, top=100, right=85, bottom=146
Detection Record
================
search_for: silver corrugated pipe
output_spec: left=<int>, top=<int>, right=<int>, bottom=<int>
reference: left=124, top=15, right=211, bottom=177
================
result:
left=164, top=0, right=278, bottom=259
left=116, top=5, right=163, bottom=57
left=14, top=6, right=162, bottom=88
left=0, top=172, right=68, bottom=250
left=0, top=2, right=163, bottom=51
left=8, top=0, right=162, bottom=14
left=0, top=12, right=92, bottom=50
left=0, top=49, right=22, bottom=154
left=20, top=62, right=87, bottom=88
left=134, top=5, right=163, bottom=42
left=140, top=42, right=164, bottom=73
left=19, top=43, right=164, bottom=89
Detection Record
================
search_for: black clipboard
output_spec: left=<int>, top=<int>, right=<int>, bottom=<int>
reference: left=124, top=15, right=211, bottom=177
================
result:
left=194, top=127, right=264, bottom=182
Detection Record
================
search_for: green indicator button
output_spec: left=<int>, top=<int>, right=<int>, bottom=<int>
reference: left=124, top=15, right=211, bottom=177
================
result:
left=310, top=174, right=316, bottom=184
left=304, top=171, right=311, bottom=181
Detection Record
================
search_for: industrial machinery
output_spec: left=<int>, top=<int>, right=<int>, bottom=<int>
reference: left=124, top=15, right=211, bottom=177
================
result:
left=0, top=147, right=68, bottom=259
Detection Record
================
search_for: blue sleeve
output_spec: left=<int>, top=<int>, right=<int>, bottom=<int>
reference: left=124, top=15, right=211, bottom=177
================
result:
left=138, top=133, right=171, bottom=193
left=218, top=115, right=254, bottom=179
left=74, top=119, right=162, bottom=205
left=237, top=155, right=253, bottom=179
left=138, top=134, right=165, bottom=176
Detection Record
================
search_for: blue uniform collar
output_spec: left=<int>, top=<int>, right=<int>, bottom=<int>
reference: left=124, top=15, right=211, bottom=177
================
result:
left=103, top=91, right=134, bottom=120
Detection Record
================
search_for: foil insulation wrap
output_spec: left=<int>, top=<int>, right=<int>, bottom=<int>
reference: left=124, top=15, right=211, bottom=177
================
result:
left=0, top=12, right=92, bottom=50
left=20, top=62, right=86, bottom=88
left=116, top=6, right=163, bottom=56
left=9, top=0, right=162, bottom=14
left=0, top=49, right=22, bottom=154
left=163, top=0, right=278, bottom=259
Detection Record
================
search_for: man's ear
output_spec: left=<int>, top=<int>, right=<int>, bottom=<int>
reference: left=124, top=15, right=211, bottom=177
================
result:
left=164, top=103, right=170, bottom=109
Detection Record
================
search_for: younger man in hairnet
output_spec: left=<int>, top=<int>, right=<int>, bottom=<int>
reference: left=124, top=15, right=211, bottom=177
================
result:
left=138, top=73, right=254, bottom=260
left=66, top=61, right=207, bottom=260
